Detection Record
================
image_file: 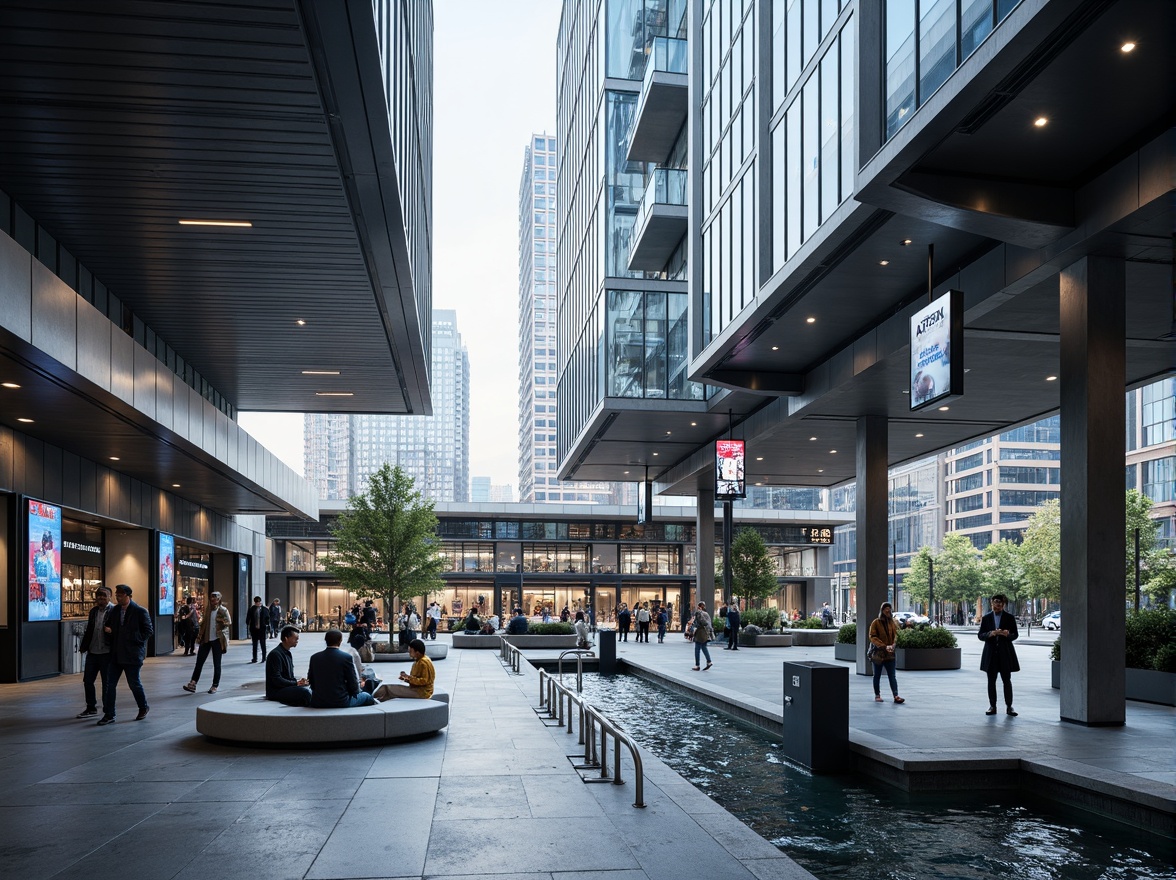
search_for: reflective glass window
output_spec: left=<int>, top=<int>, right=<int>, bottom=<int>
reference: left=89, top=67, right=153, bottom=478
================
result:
left=802, top=74, right=819, bottom=239
left=786, top=100, right=801, bottom=257
left=644, top=291, right=667, bottom=397
left=820, top=49, right=839, bottom=222
left=885, top=0, right=916, bottom=138
left=919, top=0, right=955, bottom=100
left=960, top=0, right=993, bottom=58
left=786, top=0, right=801, bottom=91
left=840, top=21, right=855, bottom=201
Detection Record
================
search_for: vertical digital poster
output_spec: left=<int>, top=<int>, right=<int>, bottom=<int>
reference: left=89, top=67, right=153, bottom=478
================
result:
left=715, top=440, right=746, bottom=499
left=158, top=532, right=176, bottom=616
left=910, top=289, right=964, bottom=411
left=27, top=499, right=63, bottom=621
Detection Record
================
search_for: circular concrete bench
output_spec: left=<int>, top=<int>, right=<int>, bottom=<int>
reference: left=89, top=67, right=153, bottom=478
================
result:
left=369, top=643, right=449, bottom=662
left=195, top=691, right=449, bottom=745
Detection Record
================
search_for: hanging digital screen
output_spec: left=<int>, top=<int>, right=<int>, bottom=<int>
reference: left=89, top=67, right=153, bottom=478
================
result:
left=715, top=440, right=746, bottom=499
left=27, top=499, right=63, bottom=621
left=636, top=481, right=649, bottom=525
left=910, top=289, right=964, bottom=411
left=158, top=532, right=176, bottom=616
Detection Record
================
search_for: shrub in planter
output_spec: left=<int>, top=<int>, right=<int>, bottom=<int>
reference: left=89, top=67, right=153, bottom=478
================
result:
left=1125, top=607, right=1176, bottom=671
left=742, top=608, right=781, bottom=630
left=1050, top=639, right=1060, bottom=662
left=1154, top=642, right=1176, bottom=674
left=895, top=627, right=958, bottom=649
left=712, top=616, right=727, bottom=635
left=837, top=623, right=856, bottom=645
left=526, top=622, right=574, bottom=635
left=789, top=616, right=828, bottom=630
left=742, top=624, right=763, bottom=636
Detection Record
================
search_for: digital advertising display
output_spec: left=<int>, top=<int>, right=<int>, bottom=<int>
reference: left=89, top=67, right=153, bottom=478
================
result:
left=715, top=439, right=746, bottom=499
left=27, top=499, right=62, bottom=621
left=910, top=289, right=964, bottom=411
left=159, top=532, right=176, bottom=616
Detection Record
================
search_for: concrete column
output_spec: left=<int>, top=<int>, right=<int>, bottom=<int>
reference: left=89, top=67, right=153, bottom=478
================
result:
left=696, top=487, right=716, bottom=612
left=1059, top=256, right=1126, bottom=726
left=855, top=415, right=888, bottom=676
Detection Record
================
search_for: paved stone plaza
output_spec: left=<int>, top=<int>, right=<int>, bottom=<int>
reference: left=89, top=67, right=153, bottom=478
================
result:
left=0, top=631, right=1171, bottom=879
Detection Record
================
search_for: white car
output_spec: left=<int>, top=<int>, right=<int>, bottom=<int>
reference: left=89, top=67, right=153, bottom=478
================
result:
left=1040, top=611, right=1061, bottom=630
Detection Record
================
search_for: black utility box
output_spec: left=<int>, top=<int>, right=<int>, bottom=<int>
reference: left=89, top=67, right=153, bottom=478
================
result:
left=597, top=629, right=617, bottom=675
left=782, top=660, right=848, bottom=773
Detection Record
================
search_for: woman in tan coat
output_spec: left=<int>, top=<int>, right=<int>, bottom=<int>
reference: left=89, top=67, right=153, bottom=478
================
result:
left=868, top=602, right=905, bottom=704
left=184, top=591, right=232, bottom=694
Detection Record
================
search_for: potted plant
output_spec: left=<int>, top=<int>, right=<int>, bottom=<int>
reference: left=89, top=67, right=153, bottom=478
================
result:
left=894, top=625, right=961, bottom=669
left=738, top=609, right=793, bottom=647
left=834, top=623, right=857, bottom=661
left=1051, top=608, right=1176, bottom=705
left=788, top=615, right=838, bottom=646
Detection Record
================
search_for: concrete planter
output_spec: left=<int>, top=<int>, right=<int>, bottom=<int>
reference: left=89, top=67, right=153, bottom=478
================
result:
left=738, top=632, right=793, bottom=647
left=895, top=647, right=962, bottom=670
left=788, top=629, right=838, bottom=647
left=502, top=634, right=579, bottom=649
left=1051, top=661, right=1176, bottom=706
left=451, top=633, right=501, bottom=649
left=833, top=643, right=857, bottom=662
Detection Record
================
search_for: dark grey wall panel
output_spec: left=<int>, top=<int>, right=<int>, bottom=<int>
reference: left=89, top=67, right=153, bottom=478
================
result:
left=75, top=298, right=112, bottom=392
left=21, top=435, right=43, bottom=500
left=110, top=327, right=135, bottom=405
left=78, top=458, right=96, bottom=513
left=155, top=362, right=174, bottom=433
left=61, top=451, right=80, bottom=510
left=0, top=427, right=14, bottom=492
left=30, top=263, right=76, bottom=371
left=42, top=445, right=61, bottom=502
left=171, top=374, right=189, bottom=437
left=0, top=231, right=31, bottom=341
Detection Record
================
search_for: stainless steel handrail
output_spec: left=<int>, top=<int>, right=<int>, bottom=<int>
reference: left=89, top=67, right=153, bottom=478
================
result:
left=500, top=639, right=524, bottom=675
left=537, top=668, right=646, bottom=808
left=557, top=649, right=595, bottom=692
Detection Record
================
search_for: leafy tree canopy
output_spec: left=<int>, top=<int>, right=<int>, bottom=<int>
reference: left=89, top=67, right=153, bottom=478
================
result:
left=324, top=464, right=446, bottom=614
left=933, top=533, right=985, bottom=605
left=1020, top=498, right=1061, bottom=602
left=902, top=546, right=935, bottom=607
left=730, top=528, right=779, bottom=606
left=982, top=539, right=1027, bottom=604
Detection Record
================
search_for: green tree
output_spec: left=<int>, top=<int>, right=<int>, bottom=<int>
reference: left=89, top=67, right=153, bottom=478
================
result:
left=730, top=528, right=779, bottom=607
left=324, top=464, right=446, bottom=615
left=1125, top=489, right=1176, bottom=604
left=1020, top=498, right=1061, bottom=602
left=982, top=539, right=1027, bottom=607
left=901, top=546, right=935, bottom=607
left=934, top=533, right=985, bottom=606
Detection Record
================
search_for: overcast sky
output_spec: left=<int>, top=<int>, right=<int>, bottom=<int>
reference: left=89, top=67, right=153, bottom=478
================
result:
left=239, top=0, right=562, bottom=489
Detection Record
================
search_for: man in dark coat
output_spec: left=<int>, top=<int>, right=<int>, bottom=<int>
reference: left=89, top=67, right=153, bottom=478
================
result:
left=266, top=626, right=312, bottom=706
left=99, top=584, right=153, bottom=725
left=307, top=629, right=375, bottom=708
left=247, top=595, right=268, bottom=662
left=725, top=599, right=741, bottom=650
left=76, top=585, right=114, bottom=718
left=978, top=593, right=1020, bottom=716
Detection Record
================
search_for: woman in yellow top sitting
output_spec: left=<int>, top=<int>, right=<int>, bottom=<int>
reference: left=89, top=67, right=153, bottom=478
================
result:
left=372, top=639, right=434, bottom=701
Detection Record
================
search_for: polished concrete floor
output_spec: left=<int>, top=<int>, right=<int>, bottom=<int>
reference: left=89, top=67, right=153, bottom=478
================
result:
left=1, top=631, right=1172, bottom=879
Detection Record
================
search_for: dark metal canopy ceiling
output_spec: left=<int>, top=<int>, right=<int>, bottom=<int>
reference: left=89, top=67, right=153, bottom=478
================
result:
left=0, top=0, right=429, bottom=415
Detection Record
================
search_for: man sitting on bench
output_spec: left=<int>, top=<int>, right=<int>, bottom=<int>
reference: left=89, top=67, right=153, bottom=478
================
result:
left=373, top=639, right=434, bottom=701
left=308, top=629, right=376, bottom=708
left=265, top=625, right=312, bottom=706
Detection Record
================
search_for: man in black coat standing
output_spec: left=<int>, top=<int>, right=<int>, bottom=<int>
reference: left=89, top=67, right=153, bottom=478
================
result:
left=246, top=595, right=268, bottom=662
left=725, top=598, right=741, bottom=650
left=978, top=593, right=1020, bottom=717
left=266, top=626, right=312, bottom=706
left=99, top=584, right=153, bottom=725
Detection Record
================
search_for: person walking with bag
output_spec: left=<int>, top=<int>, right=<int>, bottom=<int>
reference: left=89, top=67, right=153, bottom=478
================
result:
left=184, top=591, right=231, bottom=694
left=689, top=602, right=714, bottom=671
left=868, top=602, right=904, bottom=704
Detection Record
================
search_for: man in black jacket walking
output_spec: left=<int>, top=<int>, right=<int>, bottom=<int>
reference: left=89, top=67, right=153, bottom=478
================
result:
left=247, top=596, right=268, bottom=662
left=266, top=626, right=312, bottom=706
left=76, top=586, right=113, bottom=718
left=99, top=584, right=153, bottom=725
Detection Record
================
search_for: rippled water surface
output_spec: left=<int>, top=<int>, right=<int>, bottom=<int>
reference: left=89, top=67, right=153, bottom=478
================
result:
left=575, top=674, right=1176, bottom=879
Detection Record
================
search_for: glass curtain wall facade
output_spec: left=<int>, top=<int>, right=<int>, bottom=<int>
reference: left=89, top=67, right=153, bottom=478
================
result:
left=1127, top=378, right=1176, bottom=550
left=556, top=0, right=701, bottom=473
left=305, top=310, right=469, bottom=502
left=518, top=135, right=621, bottom=503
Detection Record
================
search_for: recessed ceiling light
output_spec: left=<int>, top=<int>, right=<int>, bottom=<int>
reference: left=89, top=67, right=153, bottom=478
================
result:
left=915, top=433, right=924, bottom=438
left=665, top=431, right=672, bottom=435
left=1034, top=116, right=1048, bottom=127
left=938, top=406, right=950, bottom=411
left=879, top=260, right=890, bottom=266
left=17, top=417, right=33, bottom=423
left=315, top=391, right=354, bottom=397
left=302, top=370, right=341, bottom=375
left=901, top=239, right=912, bottom=246
left=829, top=449, right=837, bottom=454
left=178, top=219, right=253, bottom=227
left=172, top=483, right=181, bottom=488
left=623, top=471, right=629, bottom=475
left=817, top=469, right=824, bottom=473
left=1120, top=41, right=1135, bottom=53
left=756, top=456, right=764, bottom=461
left=902, top=390, right=910, bottom=394
left=755, top=482, right=763, bottom=486
left=809, top=436, right=817, bottom=441
left=806, top=317, right=816, bottom=324
left=1046, top=375, right=1057, bottom=381
left=690, top=422, right=697, bottom=427
left=296, top=319, right=306, bottom=326
left=2, top=382, right=19, bottom=389
left=109, top=456, right=120, bottom=461
left=772, top=345, right=779, bottom=351
left=652, top=452, right=659, bottom=456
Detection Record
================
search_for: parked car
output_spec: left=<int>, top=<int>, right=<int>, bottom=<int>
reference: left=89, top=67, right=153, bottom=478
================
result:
left=893, top=611, right=929, bottom=626
left=1040, top=611, right=1061, bottom=630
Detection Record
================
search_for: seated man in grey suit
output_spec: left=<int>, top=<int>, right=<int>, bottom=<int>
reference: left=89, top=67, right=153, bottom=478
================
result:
left=307, top=629, right=376, bottom=709
left=265, top=625, right=312, bottom=706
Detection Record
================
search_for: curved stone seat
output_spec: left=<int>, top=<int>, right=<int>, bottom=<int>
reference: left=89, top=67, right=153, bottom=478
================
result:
left=195, top=691, right=449, bottom=745
left=369, top=643, right=449, bottom=662
left=451, top=633, right=501, bottom=649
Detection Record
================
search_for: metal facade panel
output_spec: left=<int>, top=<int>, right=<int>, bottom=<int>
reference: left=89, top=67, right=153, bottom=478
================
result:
left=0, top=231, right=31, bottom=342
left=30, top=262, right=76, bottom=371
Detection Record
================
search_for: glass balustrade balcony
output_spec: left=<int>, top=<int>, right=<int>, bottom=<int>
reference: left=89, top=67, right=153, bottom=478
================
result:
left=628, top=168, right=688, bottom=272
left=626, top=37, right=688, bottom=164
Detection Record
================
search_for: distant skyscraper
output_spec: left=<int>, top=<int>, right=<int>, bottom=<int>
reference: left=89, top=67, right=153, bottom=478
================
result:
left=306, top=309, right=470, bottom=502
left=471, top=476, right=491, bottom=502
left=517, top=133, right=622, bottom=504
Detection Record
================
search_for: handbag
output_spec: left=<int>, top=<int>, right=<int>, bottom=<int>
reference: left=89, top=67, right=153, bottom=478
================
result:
left=359, top=642, right=374, bottom=663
